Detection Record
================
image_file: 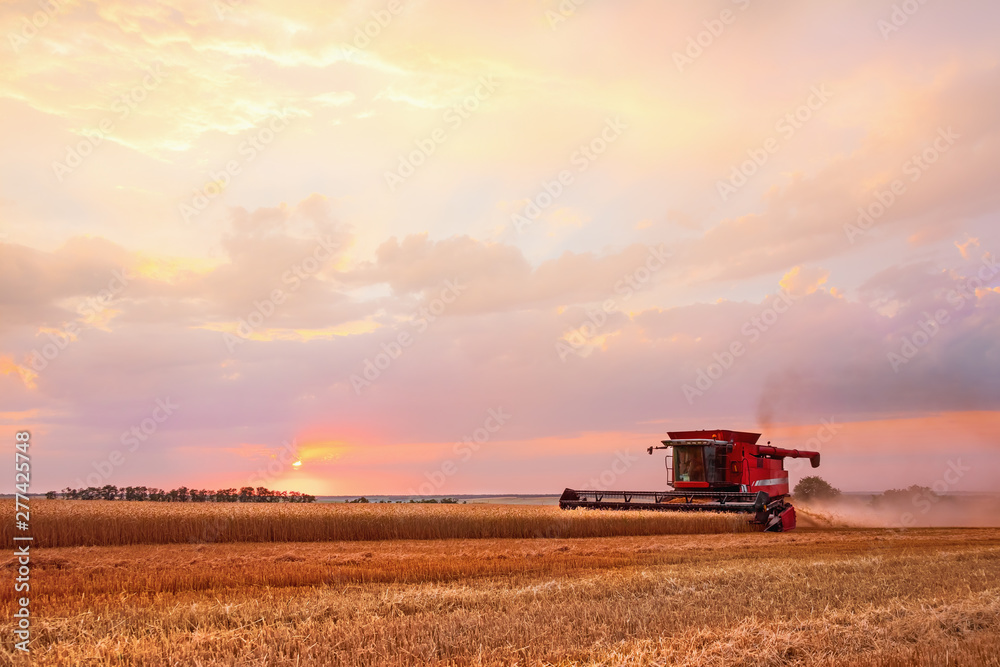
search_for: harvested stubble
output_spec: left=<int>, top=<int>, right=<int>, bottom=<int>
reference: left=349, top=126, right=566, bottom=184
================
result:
left=2, top=500, right=752, bottom=547
left=4, top=529, right=1000, bottom=666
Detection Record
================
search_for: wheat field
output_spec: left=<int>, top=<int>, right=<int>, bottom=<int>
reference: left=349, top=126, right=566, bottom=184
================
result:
left=3, top=502, right=999, bottom=666
left=1, top=500, right=753, bottom=547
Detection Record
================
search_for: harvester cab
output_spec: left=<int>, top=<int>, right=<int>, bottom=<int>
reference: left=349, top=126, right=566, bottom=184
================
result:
left=559, top=429, right=820, bottom=532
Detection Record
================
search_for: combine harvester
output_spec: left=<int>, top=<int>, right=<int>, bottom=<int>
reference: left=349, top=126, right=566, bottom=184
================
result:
left=559, top=429, right=820, bottom=532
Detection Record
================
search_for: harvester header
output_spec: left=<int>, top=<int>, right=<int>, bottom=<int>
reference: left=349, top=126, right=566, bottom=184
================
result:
left=560, top=429, right=820, bottom=531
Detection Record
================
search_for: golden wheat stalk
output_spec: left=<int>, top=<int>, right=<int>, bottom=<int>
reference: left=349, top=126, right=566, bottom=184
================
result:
left=0, top=500, right=753, bottom=547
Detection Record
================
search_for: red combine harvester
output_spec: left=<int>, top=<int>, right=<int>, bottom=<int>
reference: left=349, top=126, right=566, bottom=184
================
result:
left=559, top=429, right=820, bottom=531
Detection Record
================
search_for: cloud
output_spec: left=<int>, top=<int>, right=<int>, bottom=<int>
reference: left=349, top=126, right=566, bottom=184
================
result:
left=669, top=62, right=1000, bottom=283
left=350, top=233, right=672, bottom=314
left=780, top=266, right=830, bottom=298
left=3, top=1, right=1000, bottom=493
left=0, top=237, right=136, bottom=331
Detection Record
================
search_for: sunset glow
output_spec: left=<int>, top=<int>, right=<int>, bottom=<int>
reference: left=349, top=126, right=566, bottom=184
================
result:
left=1, top=0, right=998, bottom=495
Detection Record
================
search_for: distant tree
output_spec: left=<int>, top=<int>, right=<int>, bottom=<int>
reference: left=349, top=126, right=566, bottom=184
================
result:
left=50, top=483, right=314, bottom=503
left=872, top=485, right=937, bottom=508
left=347, top=497, right=370, bottom=503
left=45, top=490, right=57, bottom=499
left=793, top=476, right=841, bottom=502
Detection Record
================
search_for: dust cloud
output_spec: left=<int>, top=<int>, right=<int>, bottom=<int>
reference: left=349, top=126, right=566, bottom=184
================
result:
left=795, top=493, right=1000, bottom=529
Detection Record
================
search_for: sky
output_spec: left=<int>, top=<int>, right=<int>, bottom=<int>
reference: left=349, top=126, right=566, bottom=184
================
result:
left=1, top=0, right=999, bottom=496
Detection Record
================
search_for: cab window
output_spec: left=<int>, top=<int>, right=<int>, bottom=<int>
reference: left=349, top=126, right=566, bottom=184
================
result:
left=674, top=446, right=706, bottom=482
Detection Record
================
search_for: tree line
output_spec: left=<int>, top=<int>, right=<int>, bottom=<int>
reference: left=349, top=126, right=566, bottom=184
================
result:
left=53, top=485, right=316, bottom=503
left=793, top=476, right=962, bottom=507
left=345, top=497, right=463, bottom=504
